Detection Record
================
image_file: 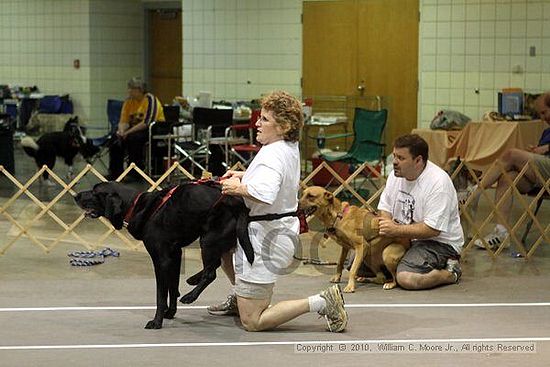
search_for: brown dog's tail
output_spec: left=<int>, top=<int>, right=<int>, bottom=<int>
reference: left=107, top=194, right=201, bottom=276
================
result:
left=236, top=210, right=255, bottom=265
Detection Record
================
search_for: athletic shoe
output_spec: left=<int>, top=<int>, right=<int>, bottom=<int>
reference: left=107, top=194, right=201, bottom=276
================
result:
left=446, top=259, right=462, bottom=283
left=474, top=228, right=510, bottom=250
left=318, top=284, right=348, bottom=332
left=207, top=294, right=239, bottom=316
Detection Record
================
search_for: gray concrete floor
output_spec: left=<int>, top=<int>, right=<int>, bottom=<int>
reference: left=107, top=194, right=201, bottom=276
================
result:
left=1, top=144, right=550, bottom=366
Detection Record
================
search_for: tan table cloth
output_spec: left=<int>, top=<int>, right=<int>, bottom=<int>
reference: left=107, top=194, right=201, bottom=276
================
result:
left=413, top=120, right=547, bottom=171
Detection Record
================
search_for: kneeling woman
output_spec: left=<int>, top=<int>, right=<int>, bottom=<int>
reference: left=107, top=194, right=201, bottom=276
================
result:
left=209, top=91, right=348, bottom=333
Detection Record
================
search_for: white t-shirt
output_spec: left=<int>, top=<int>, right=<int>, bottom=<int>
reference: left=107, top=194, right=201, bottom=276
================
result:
left=233, top=140, right=301, bottom=284
left=378, top=161, right=464, bottom=254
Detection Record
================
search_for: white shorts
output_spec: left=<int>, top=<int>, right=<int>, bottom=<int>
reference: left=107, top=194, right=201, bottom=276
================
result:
left=233, top=217, right=299, bottom=284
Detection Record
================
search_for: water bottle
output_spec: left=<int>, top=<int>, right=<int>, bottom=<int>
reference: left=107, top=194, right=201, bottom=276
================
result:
left=316, top=127, right=326, bottom=149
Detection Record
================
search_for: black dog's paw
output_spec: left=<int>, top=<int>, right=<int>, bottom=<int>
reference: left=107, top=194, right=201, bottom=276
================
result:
left=186, top=272, right=202, bottom=286
left=144, top=319, right=163, bottom=329
left=164, top=308, right=176, bottom=319
left=179, top=293, right=197, bottom=304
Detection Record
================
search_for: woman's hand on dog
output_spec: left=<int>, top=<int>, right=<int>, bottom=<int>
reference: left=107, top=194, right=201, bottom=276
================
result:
left=222, top=170, right=245, bottom=179
left=221, top=177, right=243, bottom=196
left=221, top=171, right=246, bottom=196
left=221, top=172, right=266, bottom=203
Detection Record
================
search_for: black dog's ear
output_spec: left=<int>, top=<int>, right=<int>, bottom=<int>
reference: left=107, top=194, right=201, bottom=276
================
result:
left=105, top=193, right=124, bottom=229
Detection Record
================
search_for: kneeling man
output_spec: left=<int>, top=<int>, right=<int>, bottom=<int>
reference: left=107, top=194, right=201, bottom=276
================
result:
left=378, top=134, right=464, bottom=290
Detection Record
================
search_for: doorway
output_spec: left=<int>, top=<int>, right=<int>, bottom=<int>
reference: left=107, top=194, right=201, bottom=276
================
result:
left=147, top=9, right=182, bottom=105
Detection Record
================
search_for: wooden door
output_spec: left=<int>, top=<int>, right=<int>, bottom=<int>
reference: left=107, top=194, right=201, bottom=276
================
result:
left=302, top=0, right=419, bottom=152
left=149, top=9, right=182, bottom=105
left=302, top=0, right=358, bottom=158
left=302, top=0, right=357, bottom=97
left=356, top=0, right=419, bottom=148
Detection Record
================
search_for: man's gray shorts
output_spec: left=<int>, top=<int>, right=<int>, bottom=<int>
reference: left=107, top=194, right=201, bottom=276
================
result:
left=397, top=240, right=460, bottom=274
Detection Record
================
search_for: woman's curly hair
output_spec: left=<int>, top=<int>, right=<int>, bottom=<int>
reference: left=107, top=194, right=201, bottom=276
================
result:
left=261, top=91, right=303, bottom=142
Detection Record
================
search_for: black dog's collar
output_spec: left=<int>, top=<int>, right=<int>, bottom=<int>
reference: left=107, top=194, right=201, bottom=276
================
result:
left=123, top=192, right=143, bottom=227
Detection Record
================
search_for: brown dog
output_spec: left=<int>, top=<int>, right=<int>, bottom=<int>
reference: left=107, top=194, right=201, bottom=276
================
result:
left=299, top=186, right=409, bottom=292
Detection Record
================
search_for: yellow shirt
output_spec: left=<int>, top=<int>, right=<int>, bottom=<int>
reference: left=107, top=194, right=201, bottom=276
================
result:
left=120, top=93, right=165, bottom=127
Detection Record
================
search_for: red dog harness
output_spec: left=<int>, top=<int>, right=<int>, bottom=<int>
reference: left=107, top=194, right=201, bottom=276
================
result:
left=123, top=186, right=179, bottom=227
left=123, top=192, right=143, bottom=226
left=123, top=178, right=228, bottom=227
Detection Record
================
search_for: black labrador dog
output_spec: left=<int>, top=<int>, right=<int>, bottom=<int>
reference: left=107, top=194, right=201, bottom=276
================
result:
left=74, top=181, right=253, bottom=329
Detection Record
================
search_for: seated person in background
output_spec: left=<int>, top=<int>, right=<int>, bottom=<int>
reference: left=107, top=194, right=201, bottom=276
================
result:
left=474, top=92, right=550, bottom=249
left=378, top=134, right=464, bottom=290
left=108, top=77, right=165, bottom=180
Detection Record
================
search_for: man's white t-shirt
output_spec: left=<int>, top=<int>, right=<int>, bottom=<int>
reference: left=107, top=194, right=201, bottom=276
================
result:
left=378, top=160, right=464, bottom=254
left=233, top=140, right=301, bottom=284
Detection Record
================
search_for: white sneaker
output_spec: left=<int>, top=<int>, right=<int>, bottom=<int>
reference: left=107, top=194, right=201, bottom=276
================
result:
left=474, top=228, right=510, bottom=250
left=318, top=284, right=348, bottom=333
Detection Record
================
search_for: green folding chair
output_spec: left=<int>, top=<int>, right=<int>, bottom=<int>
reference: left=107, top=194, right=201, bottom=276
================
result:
left=321, top=107, right=388, bottom=202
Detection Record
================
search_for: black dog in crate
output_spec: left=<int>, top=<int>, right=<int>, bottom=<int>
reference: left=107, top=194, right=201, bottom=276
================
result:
left=74, top=181, right=253, bottom=329
left=21, top=117, right=99, bottom=183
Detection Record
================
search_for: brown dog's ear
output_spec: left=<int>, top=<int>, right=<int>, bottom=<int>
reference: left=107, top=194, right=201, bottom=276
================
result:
left=105, top=193, right=124, bottom=230
left=323, top=191, right=334, bottom=203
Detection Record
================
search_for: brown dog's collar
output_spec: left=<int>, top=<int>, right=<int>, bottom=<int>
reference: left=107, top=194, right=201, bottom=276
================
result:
left=324, top=203, right=351, bottom=238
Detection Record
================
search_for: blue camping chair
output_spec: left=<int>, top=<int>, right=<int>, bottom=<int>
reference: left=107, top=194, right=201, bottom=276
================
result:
left=88, top=99, right=124, bottom=166
left=91, top=99, right=123, bottom=147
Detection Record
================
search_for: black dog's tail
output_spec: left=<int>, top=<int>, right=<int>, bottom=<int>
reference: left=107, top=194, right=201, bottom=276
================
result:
left=21, top=137, right=39, bottom=157
left=236, top=210, right=255, bottom=265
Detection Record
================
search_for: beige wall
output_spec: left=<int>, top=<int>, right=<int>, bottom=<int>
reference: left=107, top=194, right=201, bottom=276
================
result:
left=0, top=0, right=92, bottom=125
left=3, top=0, right=550, bottom=133
left=0, top=0, right=144, bottom=136
left=418, top=0, right=550, bottom=128
left=89, top=0, right=144, bottom=134
left=182, top=0, right=302, bottom=101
